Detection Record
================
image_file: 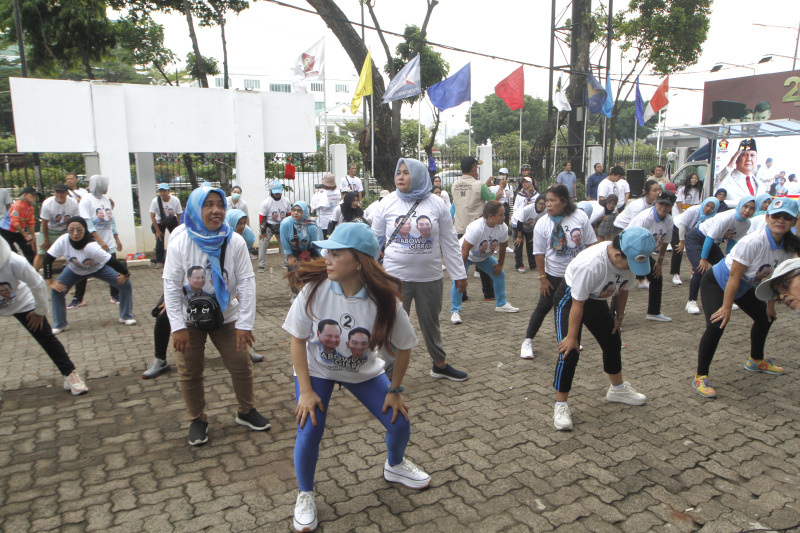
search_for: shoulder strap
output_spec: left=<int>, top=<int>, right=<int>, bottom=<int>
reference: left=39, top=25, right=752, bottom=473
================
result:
left=220, top=235, right=229, bottom=267
left=157, top=196, right=165, bottom=222
left=384, top=199, right=422, bottom=248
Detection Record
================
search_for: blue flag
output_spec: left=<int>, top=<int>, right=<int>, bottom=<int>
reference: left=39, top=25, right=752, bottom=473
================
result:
left=634, top=76, right=645, bottom=127
left=601, top=72, right=614, bottom=118
left=383, top=54, right=421, bottom=104
left=586, top=70, right=607, bottom=114
left=427, top=63, right=471, bottom=111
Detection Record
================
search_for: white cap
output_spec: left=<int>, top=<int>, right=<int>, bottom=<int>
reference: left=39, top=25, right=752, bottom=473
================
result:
left=498, top=167, right=509, bottom=175
left=755, top=258, right=800, bottom=301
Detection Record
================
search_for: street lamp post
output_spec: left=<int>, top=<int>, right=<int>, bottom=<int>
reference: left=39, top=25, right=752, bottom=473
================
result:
left=710, top=62, right=756, bottom=75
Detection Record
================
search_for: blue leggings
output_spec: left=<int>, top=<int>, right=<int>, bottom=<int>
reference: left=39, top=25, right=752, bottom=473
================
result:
left=450, top=256, right=507, bottom=313
left=294, top=374, right=410, bottom=492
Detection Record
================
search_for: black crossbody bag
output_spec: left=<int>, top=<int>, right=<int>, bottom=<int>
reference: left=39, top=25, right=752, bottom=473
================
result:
left=185, top=239, right=228, bottom=331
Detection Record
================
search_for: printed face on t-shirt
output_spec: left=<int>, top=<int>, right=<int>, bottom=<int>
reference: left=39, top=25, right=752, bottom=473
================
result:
left=105, top=209, right=112, bottom=220
left=346, top=330, right=370, bottom=359
left=0, top=282, right=12, bottom=300
left=96, top=209, right=105, bottom=221
left=478, top=240, right=489, bottom=254
left=317, top=321, right=342, bottom=353
left=756, top=263, right=773, bottom=281
left=489, top=240, right=498, bottom=253
left=271, top=211, right=279, bottom=221
left=187, top=266, right=207, bottom=293
left=570, top=229, right=582, bottom=248
left=416, top=216, right=432, bottom=239
left=395, top=217, right=412, bottom=238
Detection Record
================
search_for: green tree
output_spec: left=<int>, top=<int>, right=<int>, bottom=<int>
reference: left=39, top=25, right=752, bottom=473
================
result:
left=115, top=14, right=177, bottom=85
left=493, top=131, right=532, bottom=174
left=193, top=0, right=249, bottom=89
left=613, top=100, right=654, bottom=143
left=399, top=119, right=430, bottom=158
left=186, top=52, right=219, bottom=82
left=470, top=95, right=548, bottom=146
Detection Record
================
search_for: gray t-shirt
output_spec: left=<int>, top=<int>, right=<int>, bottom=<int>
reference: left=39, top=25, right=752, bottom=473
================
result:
left=557, top=171, right=578, bottom=197
left=0, top=189, right=11, bottom=218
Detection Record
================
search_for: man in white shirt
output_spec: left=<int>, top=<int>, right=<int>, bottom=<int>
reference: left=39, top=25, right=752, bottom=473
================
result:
left=149, top=183, right=183, bottom=268
left=340, top=163, right=364, bottom=203
left=716, top=138, right=761, bottom=204
left=34, top=184, right=79, bottom=271
left=65, top=173, right=88, bottom=202
left=598, top=166, right=627, bottom=210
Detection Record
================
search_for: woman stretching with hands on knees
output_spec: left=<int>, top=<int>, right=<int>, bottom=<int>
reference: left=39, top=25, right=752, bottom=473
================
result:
left=283, top=223, right=429, bottom=533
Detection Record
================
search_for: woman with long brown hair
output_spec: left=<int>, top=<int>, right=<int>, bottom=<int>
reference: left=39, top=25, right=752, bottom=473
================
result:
left=282, top=223, right=430, bottom=533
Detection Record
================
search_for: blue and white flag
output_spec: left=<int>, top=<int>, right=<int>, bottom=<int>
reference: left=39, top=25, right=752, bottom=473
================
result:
left=427, top=63, right=471, bottom=112
left=383, top=54, right=421, bottom=104
left=586, top=70, right=607, bottom=114
left=634, top=76, right=645, bottom=127
left=601, top=72, right=614, bottom=118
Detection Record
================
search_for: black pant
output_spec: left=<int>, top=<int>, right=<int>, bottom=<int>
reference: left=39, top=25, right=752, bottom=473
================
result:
left=153, top=221, right=179, bottom=264
left=154, top=310, right=171, bottom=361
left=74, top=251, right=120, bottom=301
left=513, top=230, right=535, bottom=270
left=525, top=273, right=563, bottom=339
left=552, top=281, right=622, bottom=393
left=685, top=228, right=724, bottom=302
left=1, top=228, right=35, bottom=265
left=696, top=270, right=772, bottom=376
left=13, top=311, right=76, bottom=376
left=669, top=230, right=682, bottom=276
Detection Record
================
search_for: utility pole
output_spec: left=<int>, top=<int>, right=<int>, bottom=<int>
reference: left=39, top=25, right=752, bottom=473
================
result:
left=566, top=0, right=590, bottom=179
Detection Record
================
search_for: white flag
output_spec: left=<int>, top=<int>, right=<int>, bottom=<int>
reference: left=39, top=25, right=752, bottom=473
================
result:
left=292, top=38, right=325, bottom=93
left=382, top=54, right=421, bottom=104
left=553, top=76, right=572, bottom=112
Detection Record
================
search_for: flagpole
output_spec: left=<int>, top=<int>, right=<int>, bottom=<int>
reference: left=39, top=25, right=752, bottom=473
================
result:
left=519, top=109, right=523, bottom=171
left=469, top=101, right=472, bottom=155
left=370, top=94, right=375, bottom=186
left=632, top=118, right=638, bottom=168
left=323, top=70, right=329, bottom=172
left=582, top=109, right=588, bottom=180
left=657, top=109, right=664, bottom=166
left=418, top=103, right=421, bottom=159
left=553, top=112, right=559, bottom=177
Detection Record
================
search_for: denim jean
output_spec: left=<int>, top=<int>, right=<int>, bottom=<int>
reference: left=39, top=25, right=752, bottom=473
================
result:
left=450, top=256, right=507, bottom=313
left=52, top=265, right=133, bottom=328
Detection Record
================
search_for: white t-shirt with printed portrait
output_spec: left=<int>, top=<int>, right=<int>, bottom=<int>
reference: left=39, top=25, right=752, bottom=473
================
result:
left=259, top=196, right=292, bottom=227
left=629, top=206, right=674, bottom=250
left=0, top=253, right=47, bottom=316
left=514, top=201, right=546, bottom=233
left=511, top=191, right=537, bottom=226
left=533, top=210, right=597, bottom=277
left=698, top=209, right=751, bottom=244
left=724, top=227, right=791, bottom=287
left=618, top=179, right=630, bottom=207
left=340, top=175, right=364, bottom=193
left=149, top=195, right=183, bottom=225
left=614, top=197, right=651, bottom=230
left=597, top=178, right=622, bottom=206
left=674, top=186, right=701, bottom=217
left=461, top=218, right=509, bottom=263
left=565, top=241, right=635, bottom=301
left=78, top=194, right=115, bottom=250
left=282, top=279, right=417, bottom=383
left=163, top=231, right=254, bottom=328
left=310, top=189, right=341, bottom=230
left=47, top=234, right=111, bottom=276
left=40, top=196, right=79, bottom=232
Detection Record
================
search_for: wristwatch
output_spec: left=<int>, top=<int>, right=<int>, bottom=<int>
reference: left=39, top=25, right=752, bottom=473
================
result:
left=386, top=385, right=405, bottom=394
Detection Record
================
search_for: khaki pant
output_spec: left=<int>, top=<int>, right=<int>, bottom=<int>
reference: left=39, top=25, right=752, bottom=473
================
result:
left=174, top=322, right=255, bottom=422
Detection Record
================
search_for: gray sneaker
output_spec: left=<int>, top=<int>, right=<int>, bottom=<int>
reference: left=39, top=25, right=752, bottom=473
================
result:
left=142, top=359, right=170, bottom=379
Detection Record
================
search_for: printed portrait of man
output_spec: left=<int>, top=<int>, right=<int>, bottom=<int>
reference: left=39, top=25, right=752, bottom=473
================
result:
left=346, top=327, right=370, bottom=359
left=569, top=228, right=582, bottom=249
left=271, top=211, right=280, bottom=221
left=54, top=214, right=63, bottom=224
left=416, top=215, right=432, bottom=240
left=316, top=319, right=342, bottom=358
left=599, top=281, right=616, bottom=299
left=394, top=216, right=412, bottom=239
left=96, top=208, right=105, bottom=222
left=82, top=258, right=95, bottom=269
left=756, top=263, right=773, bottom=281
left=186, top=266, right=207, bottom=294
left=69, top=257, right=83, bottom=270
left=489, top=239, right=499, bottom=254
left=478, top=240, right=489, bottom=254
left=0, top=281, right=13, bottom=301
left=104, top=209, right=112, bottom=221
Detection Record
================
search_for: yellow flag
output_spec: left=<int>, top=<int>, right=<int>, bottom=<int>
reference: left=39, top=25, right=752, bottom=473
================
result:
left=350, top=51, right=373, bottom=114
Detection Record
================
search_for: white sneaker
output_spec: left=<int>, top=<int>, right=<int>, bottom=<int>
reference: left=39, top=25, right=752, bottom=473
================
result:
left=553, top=403, right=573, bottom=431
left=506, top=247, right=514, bottom=253
left=731, top=304, right=740, bottom=311
left=450, top=311, right=462, bottom=324
left=517, top=267, right=525, bottom=273
left=474, top=270, right=480, bottom=278
left=646, top=313, right=672, bottom=322
left=495, top=302, right=519, bottom=313
left=63, top=370, right=88, bottom=396
left=293, top=491, right=317, bottom=532
left=119, top=318, right=137, bottom=326
left=685, top=301, right=700, bottom=315
left=520, top=338, right=534, bottom=359
left=384, top=458, right=431, bottom=489
left=638, top=280, right=650, bottom=289
left=606, top=382, right=646, bottom=405
left=673, top=274, right=682, bottom=285
left=52, top=325, right=70, bottom=335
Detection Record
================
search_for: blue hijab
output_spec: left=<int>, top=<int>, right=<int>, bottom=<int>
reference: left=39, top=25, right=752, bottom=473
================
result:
left=395, top=158, right=432, bottom=201
left=734, top=195, right=755, bottom=222
left=225, top=208, right=255, bottom=249
left=698, top=197, right=720, bottom=223
left=184, top=187, right=231, bottom=311
left=754, top=193, right=772, bottom=216
left=291, top=201, right=315, bottom=240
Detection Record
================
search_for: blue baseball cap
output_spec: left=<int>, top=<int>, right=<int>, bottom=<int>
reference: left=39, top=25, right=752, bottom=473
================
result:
left=619, top=227, right=656, bottom=277
left=767, top=198, right=799, bottom=218
left=314, top=222, right=378, bottom=257
left=270, top=181, right=283, bottom=194
left=157, top=183, right=170, bottom=191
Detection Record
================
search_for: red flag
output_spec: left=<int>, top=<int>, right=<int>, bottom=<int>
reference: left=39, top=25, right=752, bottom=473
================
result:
left=495, top=66, right=525, bottom=110
left=643, top=76, right=669, bottom=121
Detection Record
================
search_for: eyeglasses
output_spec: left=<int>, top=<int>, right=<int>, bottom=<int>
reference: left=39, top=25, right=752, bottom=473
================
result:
left=770, top=212, right=796, bottom=222
left=775, top=271, right=800, bottom=296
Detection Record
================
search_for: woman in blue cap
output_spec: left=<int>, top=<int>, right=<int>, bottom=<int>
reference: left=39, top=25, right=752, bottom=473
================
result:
left=683, top=195, right=755, bottom=315
left=258, top=181, right=291, bottom=273
left=283, top=223, right=430, bottom=533
left=163, top=186, right=269, bottom=446
left=551, top=227, right=655, bottom=431
left=693, top=198, right=800, bottom=398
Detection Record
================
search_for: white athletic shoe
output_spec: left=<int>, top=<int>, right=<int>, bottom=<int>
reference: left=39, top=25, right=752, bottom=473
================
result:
left=450, top=311, right=462, bottom=325
left=293, top=491, right=317, bottom=532
left=672, top=274, right=682, bottom=285
left=384, top=458, right=431, bottom=489
left=731, top=304, right=740, bottom=311
left=638, top=280, right=650, bottom=289
left=606, top=382, right=646, bottom=405
left=506, top=247, right=514, bottom=253
left=474, top=270, right=481, bottom=278
left=685, top=301, right=700, bottom=315
left=63, top=370, right=88, bottom=396
left=520, top=339, right=534, bottom=359
left=646, top=313, right=672, bottom=322
left=119, top=318, right=137, bottom=326
left=553, top=403, right=573, bottom=431
left=52, top=325, right=70, bottom=335
left=495, top=302, right=519, bottom=313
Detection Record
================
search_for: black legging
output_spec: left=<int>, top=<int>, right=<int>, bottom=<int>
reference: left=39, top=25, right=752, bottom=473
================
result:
left=1, top=228, right=35, bottom=265
left=525, top=273, right=563, bottom=339
left=513, top=229, right=535, bottom=270
left=13, top=311, right=76, bottom=376
left=669, top=230, right=682, bottom=276
left=154, top=310, right=171, bottom=361
left=685, top=228, right=724, bottom=302
left=696, top=269, right=772, bottom=376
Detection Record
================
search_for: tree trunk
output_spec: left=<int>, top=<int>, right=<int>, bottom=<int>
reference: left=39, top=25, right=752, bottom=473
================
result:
left=215, top=153, right=229, bottom=192
left=218, top=11, right=229, bottom=89
left=153, top=62, right=173, bottom=86
left=183, top=0, right=208, bottom=88
left=78, top=42, right=94, bottom=80
left=424, top=111, right=441, bottom=177
left=182, top=154, right=199, bottom=189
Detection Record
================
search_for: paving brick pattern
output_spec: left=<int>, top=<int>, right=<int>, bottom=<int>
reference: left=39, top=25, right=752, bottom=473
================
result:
left=1, top=253, right=799, bottom=532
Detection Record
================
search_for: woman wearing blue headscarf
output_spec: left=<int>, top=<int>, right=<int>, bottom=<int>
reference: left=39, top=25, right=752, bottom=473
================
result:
left=671, top=197, right=720, bottom=287
left=683, top=195, right=755, bottom=315
left=163, top=186, right=270, bottom=446
left=280, top=201, right=321, bottom=298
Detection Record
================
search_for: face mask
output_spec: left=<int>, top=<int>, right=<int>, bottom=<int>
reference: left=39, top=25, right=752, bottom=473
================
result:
left=232, top=193, right=241, bottom=201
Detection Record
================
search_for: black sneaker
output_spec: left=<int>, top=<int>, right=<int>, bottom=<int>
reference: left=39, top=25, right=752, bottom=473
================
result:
left=430, top=363, right=468, bottom=382
left=188, top=419, right=208, bottom=446
left=235, top=408, right=271, bottom=431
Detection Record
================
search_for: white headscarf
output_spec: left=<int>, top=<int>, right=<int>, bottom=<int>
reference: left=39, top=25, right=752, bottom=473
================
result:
left=88, top=175, right=110, bottom=198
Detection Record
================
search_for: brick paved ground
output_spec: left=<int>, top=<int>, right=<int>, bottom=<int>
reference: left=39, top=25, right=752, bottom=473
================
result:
left=1, top=251, right=800, bottom=532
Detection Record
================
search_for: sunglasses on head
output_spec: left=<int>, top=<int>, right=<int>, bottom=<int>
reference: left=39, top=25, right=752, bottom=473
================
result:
left=770, top=212, right=796, bottom=221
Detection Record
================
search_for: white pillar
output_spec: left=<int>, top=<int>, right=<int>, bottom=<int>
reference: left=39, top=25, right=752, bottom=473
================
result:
left=90, top=84, right=136, bottom=253
left=477, top=144, right=493, bottom=183
left=83, top=153, right=99, bottom=177
left=330, top=144, right=347, bottom=184
left=135, top=153, right=157, bottom=253
left=234, top=91, right=266, bottom=235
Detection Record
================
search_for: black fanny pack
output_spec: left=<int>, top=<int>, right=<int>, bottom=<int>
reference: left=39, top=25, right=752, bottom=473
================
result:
left=186, top=293, right=224, bottom=331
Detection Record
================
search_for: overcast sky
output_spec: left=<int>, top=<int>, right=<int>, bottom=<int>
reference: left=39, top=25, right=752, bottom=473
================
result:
left=145, top=0, right=800, bottom=136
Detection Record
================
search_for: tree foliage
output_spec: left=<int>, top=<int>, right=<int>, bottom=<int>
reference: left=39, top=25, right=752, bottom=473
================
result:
left=115, top=14, right=176, bottom=84
left=470, top=95, right=549, bottom=146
